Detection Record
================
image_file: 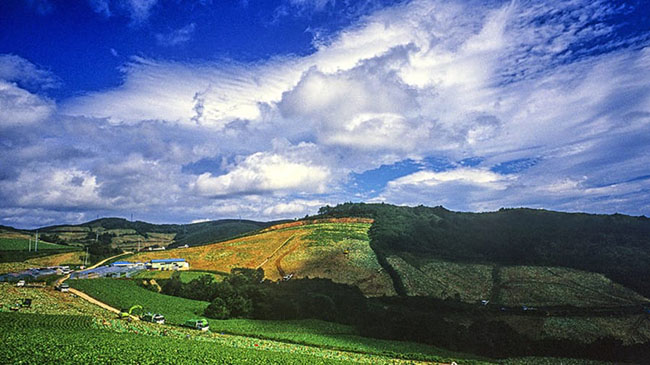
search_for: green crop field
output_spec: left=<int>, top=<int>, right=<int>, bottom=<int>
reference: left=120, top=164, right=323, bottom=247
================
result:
left=498, top=266, right=648, bottom=307
left=68, top=278, right=209, bottom=324
left=386, top=254, right=649, bottom=307
left=0, top=313, right=361, bottom=365
left=0, top=237, right=72, bottom=251
left=64, top=279, right=483, bottom=363
left=208, top=318, right=486, bottom=363
left=132, top=270, right=223, bottom=283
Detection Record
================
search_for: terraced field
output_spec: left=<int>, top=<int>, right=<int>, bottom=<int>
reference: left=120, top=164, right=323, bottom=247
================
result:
left=129, top=220, right=396, bottom=296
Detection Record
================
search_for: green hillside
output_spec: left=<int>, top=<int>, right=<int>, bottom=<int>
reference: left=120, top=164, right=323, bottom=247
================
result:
left=316, top=203, right=650, bottom=299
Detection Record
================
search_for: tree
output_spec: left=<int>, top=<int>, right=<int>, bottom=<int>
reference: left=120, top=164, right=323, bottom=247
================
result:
left=204, top=298, right=230, bottom=319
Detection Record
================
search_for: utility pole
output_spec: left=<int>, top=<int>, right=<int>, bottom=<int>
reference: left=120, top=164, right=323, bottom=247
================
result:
left=28, top=237, right=31, bottom=252
left=35, top=231, right=38, bottom=252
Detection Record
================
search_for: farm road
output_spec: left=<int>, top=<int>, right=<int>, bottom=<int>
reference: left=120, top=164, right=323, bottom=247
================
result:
left=54, top=252, right=139, bottom=320
left=255, top=235, right=296, bottom=271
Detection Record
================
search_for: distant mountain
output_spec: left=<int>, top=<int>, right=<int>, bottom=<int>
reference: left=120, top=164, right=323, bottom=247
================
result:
left=19, top=217, right=289, bottom=249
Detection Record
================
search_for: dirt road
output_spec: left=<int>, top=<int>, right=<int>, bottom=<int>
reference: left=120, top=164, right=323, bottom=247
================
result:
left=54, top=252, right=133, bottom=287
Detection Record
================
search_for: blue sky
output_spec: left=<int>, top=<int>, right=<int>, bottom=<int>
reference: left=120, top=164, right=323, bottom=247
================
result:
left=1, top=0, right=649, bottom=228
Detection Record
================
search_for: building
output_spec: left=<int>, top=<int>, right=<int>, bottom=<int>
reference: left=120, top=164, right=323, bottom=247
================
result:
left=148, top=258, right=189, bottom=271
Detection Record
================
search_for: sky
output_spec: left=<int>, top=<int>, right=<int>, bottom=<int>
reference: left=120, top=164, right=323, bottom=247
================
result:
left=1, top=0, right=649, bottom=228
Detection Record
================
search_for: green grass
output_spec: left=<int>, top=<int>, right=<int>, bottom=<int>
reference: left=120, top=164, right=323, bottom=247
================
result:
left=0, top=313, right=354, bottom=365
left=0, top=237, right=72, bottom=251
left=68, top=278, right=209, bottom=324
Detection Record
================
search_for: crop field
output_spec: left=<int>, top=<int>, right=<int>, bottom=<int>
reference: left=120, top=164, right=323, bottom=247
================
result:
left=0, top=283, right=483, bottom=364
left=0, top=236, right=71, bottom=251
left=499, top=313, right=650, bottom=346
left=111, top=232, right=176, bottom=250
left=498, top=266, right=648, bottom=307
left=0, top=251, right=85, bottom=275
left=387, top=254, right=493, bottom=301
left=132, top=270, right=223, bottom=283
left=386, top=254, right=649, bottom=307
left=208, top=318, right=484, bottom=363
left=0, top=313, right=366, bottom=365
left=129, top=221, right=396, bottom=296
left=68, top=278, right=209, bottom=324
left=0, top=283, right=109, bottom=317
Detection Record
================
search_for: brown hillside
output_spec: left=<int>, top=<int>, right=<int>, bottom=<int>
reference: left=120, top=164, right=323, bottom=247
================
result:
left=129, top=221, right=395, bottom=297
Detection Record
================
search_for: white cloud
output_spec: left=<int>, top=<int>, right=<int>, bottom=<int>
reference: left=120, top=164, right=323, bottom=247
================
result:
left=0, top=81, right=54, bottom=127
left=3, top=0, right=650, bottom=227
left=0, top=167, right=105, bottom=209
left=124, top=0, right=157, bottom=24
left=87, top=0, right=157, bottom=23
left=0, top=54, right=61, bottom=90
left=193, top=147, right=331, bottom=197
left=389, top=168, right=513, bottom=190
left=156, top=23, right=196, bottom=46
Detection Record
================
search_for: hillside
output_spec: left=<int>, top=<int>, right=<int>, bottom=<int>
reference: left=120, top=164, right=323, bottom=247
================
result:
left=129, top=218, right=396, bottom=297
left=316, top=203, right=650, bottom=300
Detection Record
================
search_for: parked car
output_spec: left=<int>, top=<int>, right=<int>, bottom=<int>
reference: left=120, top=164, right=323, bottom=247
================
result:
left=15, top=280, right=25, bottom=287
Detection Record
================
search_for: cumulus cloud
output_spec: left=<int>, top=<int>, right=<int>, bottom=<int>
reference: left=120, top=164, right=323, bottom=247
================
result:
left=193, top=144, right=331, bottom=197
left=0, top=167, right=105, bottom=209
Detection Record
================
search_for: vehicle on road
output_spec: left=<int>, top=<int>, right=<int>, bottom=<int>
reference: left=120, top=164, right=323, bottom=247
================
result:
left=55, top=283, right=69, bottom=292
left=15, top=280, right=25, bottom=287
left=184, top=318, right=209, bottom=331
left=141, top=312, right=165, bottom=324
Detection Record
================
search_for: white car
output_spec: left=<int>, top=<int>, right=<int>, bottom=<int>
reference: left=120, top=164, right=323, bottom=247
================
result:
left=16, top=280, right=25, bottom=287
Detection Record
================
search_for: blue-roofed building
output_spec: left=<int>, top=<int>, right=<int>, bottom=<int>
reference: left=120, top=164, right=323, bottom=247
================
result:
left=112, top=261, right=135, bottom=267
left=149, top=258, right=189, bottom=271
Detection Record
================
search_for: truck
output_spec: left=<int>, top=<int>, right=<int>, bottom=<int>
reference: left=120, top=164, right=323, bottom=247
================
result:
left=184, top=318, right=209, bottom=331
left=55, top=283, right=70, bottom=292
left=141, top=312, right=165, bottom=324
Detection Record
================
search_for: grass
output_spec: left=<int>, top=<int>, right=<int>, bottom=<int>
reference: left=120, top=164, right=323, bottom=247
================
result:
left=68, top=278, right=209, bottom=324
